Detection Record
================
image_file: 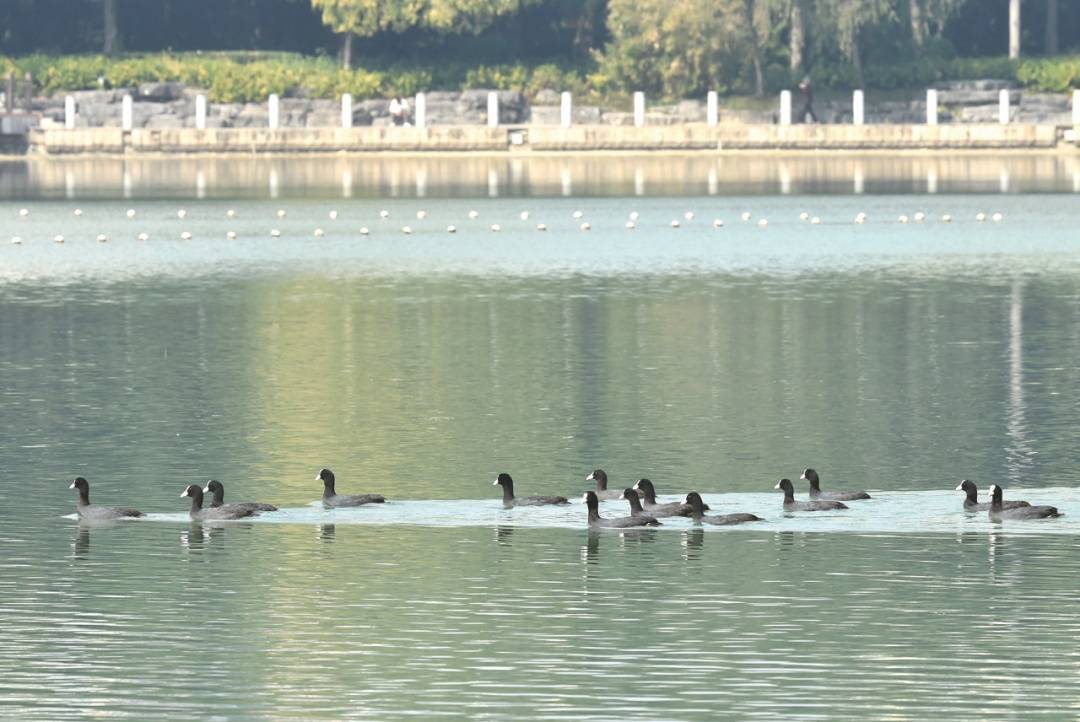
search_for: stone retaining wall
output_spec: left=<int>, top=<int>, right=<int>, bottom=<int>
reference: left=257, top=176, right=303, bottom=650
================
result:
left=27, top=123, right=1068, bottom=155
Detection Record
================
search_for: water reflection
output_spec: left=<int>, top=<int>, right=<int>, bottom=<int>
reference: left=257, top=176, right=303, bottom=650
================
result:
left=3, top=153, right=1080, bottom=199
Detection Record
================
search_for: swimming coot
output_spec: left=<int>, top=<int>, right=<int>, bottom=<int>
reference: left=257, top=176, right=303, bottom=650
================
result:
left=987, top=485, right=1062, bottom=520
left=69, top=477, right=142, bottom=520
left=584, top=491, right=661, bottom=528
left=801, top=468, right=870, bottom=501
left=317, top=468, right=386, bottom=507
left=202, top=480, right=278, bottom=513
left=181, top=484, right=258, bottom=521
left=586, top=469, right=624, bottom=501
left=775, top=478, right=848, bottom=512
left=632, top=478, right=701, bottom=516
left=685, top=491, right=763, bottom=525
left=493, top=473, right=569, bottom=508
left=956, top=479, right=1029, bottom=512
left=619, top=488, right=659, bottom=520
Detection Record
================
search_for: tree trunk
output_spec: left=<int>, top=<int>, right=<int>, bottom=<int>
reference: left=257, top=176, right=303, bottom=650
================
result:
left=1008, top=0, right=1021, bottom=59
left=342, top=32, right=353, bottom=70
left=852, top=30, right=865, bottom=90
left=789, top=0, right=805, bottom=74
left=1045, top=0, right=1058, bottom=55
left=745, top=0, right=765, bottom=97
left=103, top=0, right=118, bottom=56
left=909, top=0, right=924, bottom=48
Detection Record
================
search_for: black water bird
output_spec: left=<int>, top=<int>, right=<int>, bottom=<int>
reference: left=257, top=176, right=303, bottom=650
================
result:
left=203, top=479, right=278, bottom=514
left=956, top=479, right=1029, bottom=512
left=586, top=469, right=624, bottom=500
left=317, top=468, right=386, bottom=507
left=620, top=488, right=660, bottom=520
left=181, top=484, right=258, bottom=520
left=632, top=478, right=700, bottom=516
left=69, top=477, right=143, bottom=520
left=775, top=478, right=848, bottom=512
left=584, top=491, right=661, bottom=528
left=988, top=485, right=1062, bottom=520
left=685, top=491, right=763, bottom=525
left=801, top=468, right=870, bottom=501
left=493, top=473, right=569, bottom=508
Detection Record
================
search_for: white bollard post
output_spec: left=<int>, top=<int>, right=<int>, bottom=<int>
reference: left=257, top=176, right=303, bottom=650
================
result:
left=340, top=93, right=352, bottom=129
left=414, top=92, right=426, bottom=128
left=1073, top=89, right=1080, bottom=125
left=560, top=91, right=572, bottom=128
left=195, top=94, right=206, bottom=130
left=926, top=89, right=938, bottom=126
left=121, top=94, right=133, bottom=131
left=268, top=93, right=279, bottom=130
left=487, top=91, right=499, bottom=127
left=779, top=90, right=792, bottom=126
left=633, top=91, right=645, bottom=127
left=999, top=88, right=1010, bottom=124
left=706, top=91, right=718, bottom=127
left=853, top=90, right=864, bottom=125
left=64, top=95, right=75, bottom=129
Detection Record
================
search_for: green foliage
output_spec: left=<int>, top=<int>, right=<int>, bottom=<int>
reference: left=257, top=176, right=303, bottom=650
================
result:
left=310, top=0, right=542, bottom=39
left=1016, top=57, right=1080, bottom=93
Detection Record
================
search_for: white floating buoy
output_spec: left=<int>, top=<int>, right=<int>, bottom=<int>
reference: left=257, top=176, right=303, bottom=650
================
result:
left=226, top=209, right=236, bottom=218
left=625, top=221, right=636, bottom=230
left=854, top=212, right=867, bottom=224
left=137, top=232, right=149, bottom=241
left=536, top=223, right=547, bottom=231
left=992, top=212, right=1003, bottom=223
left=757, top=218, right=768, bottom=228
left=270, top=229, right=281, bottom=238
left=177, top=209, right=187, bottom=219
left=976, top=212, right=987, bottom=222
left=572, top=210, right=584, bottom=219
left=96, top=234, right=108, bottom=243
left=799, top=211, right=809, bottom=221
left=73, top=209, right=82, bottom=217
left=314, top=228, right=325, bottom=237
left=810, top=216, right=821, bottom=225
left=741, top=211, right=752, bottom=222
left=490, top=224, right=501, bottom=232
left=519, top=211, right=529, bottom=221
left=18, top=208, right=29, bottom=218
left=447, top=225, right=457, bottom=233
left=941, top=214, right=952, bottom=223
left=226, top=231, right=237, bottom=240
left=126, top=209, right=136, bottom=219
left=402, top=226, right=413, bottom=235
left=580, top=221, right=591, bottom=231
left=53, top=234, right=64, bottom=243
left=899, top=215, right=909, bottom=224
left=684, top=211, right=694, bottom=221
left=629, top=211, right=640, bottom=221
left=416, top=210, right=427, bottom=220
left=329, top=210, right=338, bottom=220
left=468, top=210, right=479, bottom=220
left=712, top=219, right=724, bottom=228
left=914, top=211, right=925, bottom=222
left=11, top=236, right=22, bottom=245
left=180, top=231, right=192, bottom=240
left=276, top=209, right=287, bottom=219
left=376, top=209, right=388, bottom=219
left=359, top=227, right=370, bottom=236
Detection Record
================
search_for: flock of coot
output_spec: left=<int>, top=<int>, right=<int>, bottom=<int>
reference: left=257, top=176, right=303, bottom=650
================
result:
left=69, top=466, right=1063, bottom=526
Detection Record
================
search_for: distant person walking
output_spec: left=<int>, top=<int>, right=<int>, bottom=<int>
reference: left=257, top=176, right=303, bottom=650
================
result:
left=388, top=95, right=410, bottom=126
left=798, top=77, right=818, bottom=123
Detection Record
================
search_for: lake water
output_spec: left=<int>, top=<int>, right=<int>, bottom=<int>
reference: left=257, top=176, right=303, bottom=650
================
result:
left=2, top=154, right=1080, bottom=720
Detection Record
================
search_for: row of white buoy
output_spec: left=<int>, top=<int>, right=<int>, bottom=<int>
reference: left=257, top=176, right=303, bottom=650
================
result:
left=13, top=206, right=1007, bottom=225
